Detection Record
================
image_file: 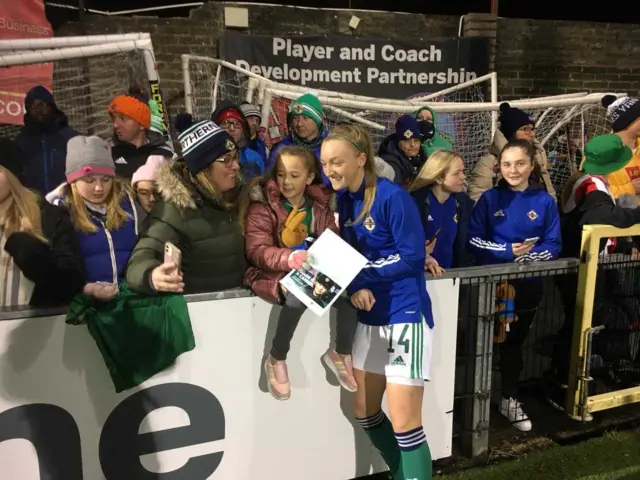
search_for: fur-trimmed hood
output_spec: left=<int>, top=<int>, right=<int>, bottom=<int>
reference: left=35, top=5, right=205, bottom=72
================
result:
left=156, top=159, right=242, bottom=211
left=248, top=177, right=337, bottom=212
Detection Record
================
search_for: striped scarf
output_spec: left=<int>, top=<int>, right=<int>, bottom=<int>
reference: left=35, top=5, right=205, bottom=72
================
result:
left=0, top=223, right=35, bottom=307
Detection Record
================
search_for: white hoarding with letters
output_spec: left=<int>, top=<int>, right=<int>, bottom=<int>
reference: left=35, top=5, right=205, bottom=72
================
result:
left=0, top=278, right=458, bottom=480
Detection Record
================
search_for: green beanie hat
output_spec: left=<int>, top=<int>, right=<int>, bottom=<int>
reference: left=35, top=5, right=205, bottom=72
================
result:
left=581, top=134, right=633, bottom=175
left=288, top=93, right=325, bottom=130
left=148, top=99, right=165, bottom=134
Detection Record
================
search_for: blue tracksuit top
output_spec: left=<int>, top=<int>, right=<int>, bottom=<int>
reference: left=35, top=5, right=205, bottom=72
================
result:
left=412, top=188, right=459, bottom=269
left=468, top=181, right=561, bottom=265
left=338, top=177, right=434, bottom=328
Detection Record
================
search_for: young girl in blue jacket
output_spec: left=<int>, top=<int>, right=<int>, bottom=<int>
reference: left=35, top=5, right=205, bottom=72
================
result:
left=48, top=136, right=139, bottom=302
left=468, top=139, right=561, bottom=432
left=321, top=125, right=434, bottom=480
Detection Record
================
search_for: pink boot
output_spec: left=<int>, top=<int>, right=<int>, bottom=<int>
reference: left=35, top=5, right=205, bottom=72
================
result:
left=264, top=356, right=291, bottom=400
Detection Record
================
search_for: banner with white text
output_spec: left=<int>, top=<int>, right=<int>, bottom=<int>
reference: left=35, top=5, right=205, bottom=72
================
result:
left=220, top=32, right=489, bottom=99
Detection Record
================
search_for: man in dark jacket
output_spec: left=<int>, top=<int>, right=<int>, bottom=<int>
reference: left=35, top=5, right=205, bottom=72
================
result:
left=378, top=115, right=428, bottom=188
left=108, top=88, right=174, bottom=179
left=267, top=93, right=329, bottom=181
left=14, top=85, right=79, bottom=195
left=240, top=102, right=269, bottom=165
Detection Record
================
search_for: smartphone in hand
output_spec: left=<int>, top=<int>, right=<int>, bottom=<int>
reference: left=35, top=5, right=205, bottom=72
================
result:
left=523, top=237, right=540, bottom=245
left=427, top=228, right=442, bottom=246
left=164, top=242, right=182, bottom=272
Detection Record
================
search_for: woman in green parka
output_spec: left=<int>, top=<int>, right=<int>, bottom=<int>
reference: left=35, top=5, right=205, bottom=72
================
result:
left=126, top=120, right=247, bottom=294
left=414, top=106, right=453, bottom=158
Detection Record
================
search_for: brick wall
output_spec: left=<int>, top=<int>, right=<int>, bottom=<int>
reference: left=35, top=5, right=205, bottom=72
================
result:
left=496, top=18, right=640, bottom=99
left=57, top=2, right=640, bottom=110
left=58, top=2, right=458, bottom=112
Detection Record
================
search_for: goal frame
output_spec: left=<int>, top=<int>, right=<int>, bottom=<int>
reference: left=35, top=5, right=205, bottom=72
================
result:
left=0, top=33, right=170, bottom=140
left=181, top=53, right=501, bottom=136
left=181, top=53, right=624, bottom=154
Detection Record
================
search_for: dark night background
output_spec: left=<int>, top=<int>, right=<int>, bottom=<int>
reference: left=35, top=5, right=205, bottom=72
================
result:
left=44, top=0, right=640, bottom=28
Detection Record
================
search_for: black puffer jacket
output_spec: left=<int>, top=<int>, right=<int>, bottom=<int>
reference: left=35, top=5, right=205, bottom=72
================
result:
left=4, top=202, right=85, bottom=307
left=377, top=134, right=427, bottom=188
left=110, top=136, right=175, bottom=179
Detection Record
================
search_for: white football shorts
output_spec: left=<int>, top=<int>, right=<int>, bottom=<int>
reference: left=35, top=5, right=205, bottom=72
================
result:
left=352, top=316, right=432, bottom=387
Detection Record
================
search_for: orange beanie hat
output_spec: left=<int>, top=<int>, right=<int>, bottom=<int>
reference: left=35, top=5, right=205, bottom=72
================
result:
left=108, top=94, right=151, bottom=129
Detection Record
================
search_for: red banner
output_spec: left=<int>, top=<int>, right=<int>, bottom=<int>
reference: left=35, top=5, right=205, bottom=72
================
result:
left=0, top=0, right=53, bottom=125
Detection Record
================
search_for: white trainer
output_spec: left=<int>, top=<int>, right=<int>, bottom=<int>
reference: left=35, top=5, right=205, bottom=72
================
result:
left=499, top=396, right=532, bottom=432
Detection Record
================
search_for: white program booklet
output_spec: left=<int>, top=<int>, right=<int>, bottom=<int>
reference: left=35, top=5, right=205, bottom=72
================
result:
left=279, top=229, right=368, bottom=316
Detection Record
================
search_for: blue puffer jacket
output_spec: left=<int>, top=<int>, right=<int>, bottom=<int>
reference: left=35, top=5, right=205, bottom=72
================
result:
left=249, top=134, right=268, bottom=167
left=15, top=88, right=79, bottom=195
left=51, top=190, right=139, bottom=284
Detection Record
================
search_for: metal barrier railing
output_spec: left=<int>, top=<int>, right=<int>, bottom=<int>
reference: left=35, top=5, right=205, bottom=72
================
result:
left=445, top=259, right=579, bottom=457
left=568, top=225, right=640, bottom=421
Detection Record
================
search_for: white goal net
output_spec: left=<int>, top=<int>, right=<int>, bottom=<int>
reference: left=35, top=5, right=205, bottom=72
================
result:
left=0, top=36, right=159, bottom=141
left=183, top=55, right=618, bottom=194
left=182, top=55, right=497, bottom=152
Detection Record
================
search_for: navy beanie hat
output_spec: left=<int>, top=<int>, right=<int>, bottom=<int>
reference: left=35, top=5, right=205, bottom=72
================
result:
left=175, top=112, right=194, bottom=134
left=178, top=120, right=237, bottom=175
left=601, top=94, right=640, bottom=133
left=395, top=115, right=421, bottom=143
left=25, top=85, right=55, bottom=109
left=499, top=102, right=534, bottom=140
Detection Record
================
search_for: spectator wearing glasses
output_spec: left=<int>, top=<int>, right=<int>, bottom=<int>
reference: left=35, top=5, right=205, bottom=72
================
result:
left=126, top=120, right=247, bottom=295
left=212, top=101, right=265, bottom=181
left=468, top=102, right=556, bottom=202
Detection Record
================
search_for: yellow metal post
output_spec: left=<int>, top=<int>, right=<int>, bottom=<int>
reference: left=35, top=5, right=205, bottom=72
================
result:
left=566, top=225, right=599, bottom=419
left=588, top=386, right=640, bottom=412
left=567, top=224, right=640, bottom=419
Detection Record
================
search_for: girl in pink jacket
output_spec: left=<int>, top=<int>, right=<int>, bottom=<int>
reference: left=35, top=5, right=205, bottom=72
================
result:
left=241, top=145, right=357, bottom=400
